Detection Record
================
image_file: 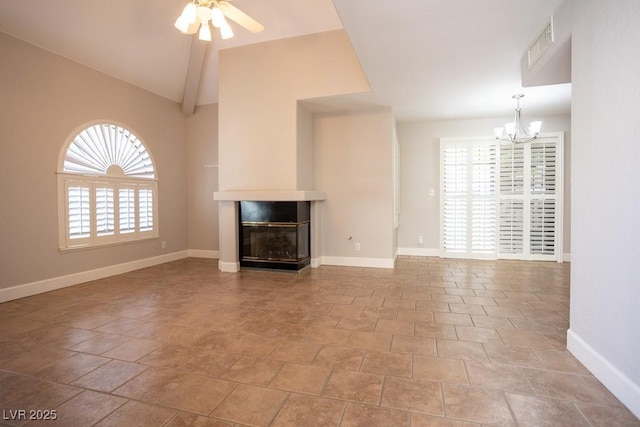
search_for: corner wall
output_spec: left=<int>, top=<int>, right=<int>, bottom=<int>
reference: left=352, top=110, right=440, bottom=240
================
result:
left=0, top=32, right=188, bottom=292
left=186, top=103, right=219, bottom=256
left=314, top=109, right=396, bottom=267
left=565, top=0, right=640, bottom=417
left=396, top=114, right=572, bottom=259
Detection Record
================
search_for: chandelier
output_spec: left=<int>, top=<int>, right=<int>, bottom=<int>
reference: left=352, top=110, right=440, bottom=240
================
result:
left=174, top=0, right=263, bottom=42
left=493, top=94, right=542, bottom=143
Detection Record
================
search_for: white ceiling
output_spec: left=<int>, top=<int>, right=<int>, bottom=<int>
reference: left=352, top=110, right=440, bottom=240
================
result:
left=0, top=0, right=570, bottom=122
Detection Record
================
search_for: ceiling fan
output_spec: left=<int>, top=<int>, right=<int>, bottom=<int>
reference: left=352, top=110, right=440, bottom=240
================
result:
left=174, top=0, right=264, bottom=42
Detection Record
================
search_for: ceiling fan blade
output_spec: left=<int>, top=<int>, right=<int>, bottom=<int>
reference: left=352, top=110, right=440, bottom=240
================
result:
left=218, top=1, right=264, bottom=33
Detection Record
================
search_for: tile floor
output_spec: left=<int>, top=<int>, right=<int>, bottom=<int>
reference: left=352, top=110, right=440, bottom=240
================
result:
left=1, top=257, right=638, bottom=426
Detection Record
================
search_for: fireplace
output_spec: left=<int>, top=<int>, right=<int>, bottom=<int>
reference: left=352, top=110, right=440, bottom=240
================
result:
left=239, top=201, right=311, bottom=271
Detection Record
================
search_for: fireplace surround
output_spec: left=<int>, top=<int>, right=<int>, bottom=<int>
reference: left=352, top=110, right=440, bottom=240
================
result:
left=239, top=201, right=310, bottom=271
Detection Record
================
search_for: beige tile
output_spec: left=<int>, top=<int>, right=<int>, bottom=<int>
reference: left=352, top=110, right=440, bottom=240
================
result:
left=576, top=402, right=640, bottom=427
left=391, top=335, right=437, bottom=356
left=157, top=375, right=237, bottom=414
left=28, top=390, right=126, bottom=427
left=313, top=346, right=364, bottom=371
left=454, top=325, right=503, bottom=344
left=505, top=392, right=589, bottom=426
left=436, top=339, right=488, bottom=362
left=72, top=359, right=148, bottom=392
left=483, top=343, right=542, bottom=368
left=442, top=384, right=515, bottom=425
left=347, top=331, right=392, bottom=352
left=211, top=384, right=288, bottom=426
left=341, top=403, right=410, bottom=427
left=532, top=349, right=591, bottom=375
left=221, top=356, right=286, bottom=386
left=413, top=355, right=468, bottom=384
left=381, top=376, right=443, bottom=415
left=465, top=361, right=532, bottom=393
left=269, top=362, right=332, bottom=395
left=35, top=353, right=111, bottom=384
left=181, top=350, right=241, bottom=377
left=0, top=347, right=76, bottom=374
left=361, top=350, right=412, bottom=377
left=70, top=334, right=131, bottom=355
left=434, top=312, right=473, bottom=326
left=164, top=413, right=233, bottom=427
left=94, top=401, right=176, bottom=427
left=271, top=394, right=345, bottom=427
left=411, top=413, right=480, bottom=426
left=137, top=344, right=195, bottom=368
left=4, top=258, right=633, bottom=427
left=322, top=368, right=384, bottom=405
left=415, top=323, right=457, bottom=340
left=101, top=338, right=162, bottom=361
left=521, top=367, right=622, bottom=406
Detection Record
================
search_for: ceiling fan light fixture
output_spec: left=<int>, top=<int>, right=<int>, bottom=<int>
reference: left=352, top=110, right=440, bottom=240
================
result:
left=220, top=20, right=234, bottom=39
left=174, top=0, right=263, bottom=41
left=211, top=7, right=226, bottom=28
left=174, top=15, right=190, bottom=33
left=181, top=3, right=198, bottom=24
left=198, top=21, right=212, bottom=41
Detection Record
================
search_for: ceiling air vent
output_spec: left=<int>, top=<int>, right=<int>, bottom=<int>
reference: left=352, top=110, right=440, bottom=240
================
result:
left=528, top=17, right=554, bottom=69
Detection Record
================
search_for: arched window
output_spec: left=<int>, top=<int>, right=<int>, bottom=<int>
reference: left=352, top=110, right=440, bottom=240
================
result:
left=57, top=123, right=158, bottom=250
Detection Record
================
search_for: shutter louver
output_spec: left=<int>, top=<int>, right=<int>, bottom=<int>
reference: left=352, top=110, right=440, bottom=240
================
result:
left=139, top=188, right=154, bottom=232
left=443, top=198, right=467, bottom=253
left=499, top=200, right=524, bottom=254
left=119, top=188, right=136, bottom=234
left=68, top=186, right=90, bottom=240
left=64, top=124, right=155, bottom=178
left=96, top=187, right=115, bottom=237
left=530, top=199, right=556, bottom=255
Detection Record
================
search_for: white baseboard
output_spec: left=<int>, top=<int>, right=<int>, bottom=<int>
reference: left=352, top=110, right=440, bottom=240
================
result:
left=397, top=247, right=439, bottom=257
left=563, top=253, right=571, bottom=262
left=0, top=251, right=189, bottom=304
left=218, top=260, right=240, bottom=272
left=187, top=249, right=219, bottom=259
left=311, top=257, right=322, bottom=268
left=320, top=256, right=394, bottom=269
left=567, top=329, right=640, bottom=419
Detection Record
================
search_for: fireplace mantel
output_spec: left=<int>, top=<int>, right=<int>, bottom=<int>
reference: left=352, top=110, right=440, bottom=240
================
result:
left=214, top=190, right=325, bottom=202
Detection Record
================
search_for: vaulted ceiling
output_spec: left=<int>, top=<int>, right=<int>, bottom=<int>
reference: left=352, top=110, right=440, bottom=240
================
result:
left=0, top=0, right=570, bottom=122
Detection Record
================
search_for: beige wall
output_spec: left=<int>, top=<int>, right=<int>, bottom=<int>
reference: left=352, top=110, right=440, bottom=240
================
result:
left=186, top=103, right=219, bottom=252
left=0, top=33, right=188, bottom=289
left=396, top=114, right=572, bottom=257
left=563, top=0, right=640, bottom=416
left=217, top=30, right=370, bottom=192
left=314, top=109, right=396, bottom=262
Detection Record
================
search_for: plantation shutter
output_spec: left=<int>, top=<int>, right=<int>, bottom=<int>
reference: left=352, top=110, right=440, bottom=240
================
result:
left=442, top=145, right=468, bottom=253
left=67, top=184, right=91, bottom=244
left=529, top=139, right=558, bottom=257
left=138, top=186, right=154, bottom=232
left=441, top=141, right=497, bottom=258
left=441, top=133, right=563, bottom=262
left=119, top=187, right=136, bottom=234
left=95, top=186, right=115, bottom=237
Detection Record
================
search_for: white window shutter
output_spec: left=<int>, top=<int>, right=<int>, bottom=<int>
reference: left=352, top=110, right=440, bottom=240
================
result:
left=441, top=133, right=563, bottom=262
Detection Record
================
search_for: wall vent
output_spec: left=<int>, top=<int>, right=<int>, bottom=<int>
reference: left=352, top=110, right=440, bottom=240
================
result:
left=528, top=17, right=554, bottom=69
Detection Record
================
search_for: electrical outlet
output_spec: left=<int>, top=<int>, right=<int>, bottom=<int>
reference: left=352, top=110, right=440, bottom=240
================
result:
left=355, top=243, right=361, bottom=251
left=161, top=241, right=167, bottom=249
left=418, top=236, right=423, bottom=245
left=429, top=188, right=435, bottom=196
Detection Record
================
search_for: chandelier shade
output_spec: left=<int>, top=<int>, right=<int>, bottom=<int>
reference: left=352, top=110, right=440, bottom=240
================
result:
left=494, top=94, right=542, bottom=144
left=174, top=0, right=263, bottom=42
